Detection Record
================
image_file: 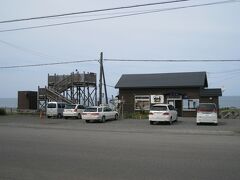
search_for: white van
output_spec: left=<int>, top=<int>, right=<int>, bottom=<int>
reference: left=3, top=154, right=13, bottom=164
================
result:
left=196, top=103, right=218, bottom=125
left=46, top=102, right=66, bottom=118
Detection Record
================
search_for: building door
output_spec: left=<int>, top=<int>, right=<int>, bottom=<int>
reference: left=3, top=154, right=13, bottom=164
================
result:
left=175, top=100, right=182, bottom=117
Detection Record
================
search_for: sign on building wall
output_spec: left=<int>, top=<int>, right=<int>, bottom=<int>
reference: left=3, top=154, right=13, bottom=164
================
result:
left=135, top=95, right=150, bottom=110
left=150, top=95, right=164, bottom=104
left=183, top=99, right=199, bottom=111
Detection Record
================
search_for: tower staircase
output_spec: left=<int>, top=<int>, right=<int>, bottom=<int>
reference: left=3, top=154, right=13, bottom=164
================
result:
left=38, top=72, right=97, bottom=110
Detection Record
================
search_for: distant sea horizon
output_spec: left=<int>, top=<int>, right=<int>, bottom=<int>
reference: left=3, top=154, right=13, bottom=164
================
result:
left=0, top=96, right=240, bottom=109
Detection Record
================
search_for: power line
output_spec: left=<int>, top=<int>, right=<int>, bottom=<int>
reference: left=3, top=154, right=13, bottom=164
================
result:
left=49, top=0, right=240, bottom=20
left=0, top=39, right=56, bottom=59
left=0, top=60, right=98, bottom=69
left=208, top=68, right=240, bottom=74
left=104, top=59, right=240, bottom=62
left=1, top=0, right=239, bottom=33
left=0, top=0, right=190, bottom=24
left=1, top=58, right=239, bottom=69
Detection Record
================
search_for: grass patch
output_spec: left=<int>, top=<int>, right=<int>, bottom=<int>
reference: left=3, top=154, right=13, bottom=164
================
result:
left=220, top=108, right=240, bottom=114
left=220, top=108, right=240, bottom=119
left=125, top=111, right=149, bottom=119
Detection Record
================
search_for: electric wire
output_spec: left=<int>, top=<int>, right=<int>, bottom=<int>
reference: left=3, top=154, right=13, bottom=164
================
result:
left=0, top=60, right=98, bottom=69
left=0, top=0, right=239, bottom=33
left=104, top=59, right=240, bottom=62
left=0, top=39, right=57, bottom=59
left=0, top=0, right=190, bottom=24
left=1, top=58, right=239, bottom=69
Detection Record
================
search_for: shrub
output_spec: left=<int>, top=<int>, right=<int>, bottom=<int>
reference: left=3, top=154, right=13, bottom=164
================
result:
left=125, top=111, right=149, bottom=119
left=0, top=108, right=7, bottom=115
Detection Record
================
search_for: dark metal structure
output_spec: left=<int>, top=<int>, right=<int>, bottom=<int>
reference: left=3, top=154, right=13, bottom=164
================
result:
left=38, top=72, right=97, bottom=111
left=18, top=91, right=38, bottom=110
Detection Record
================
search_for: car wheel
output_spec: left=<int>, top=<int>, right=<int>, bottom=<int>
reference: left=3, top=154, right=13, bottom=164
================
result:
left=47, top=116, right=50, bottom=119
left=197, top=123, right=200, bottom=125
left=64, top=117, right=68, bottom=119
left=169, top=118, right=172, bottom=125
left=85, top=120, right=90, bottom=123
left=115, top=114, right=118, bottom=120
left=175, top=116, right=178, bottom=122
left=101, top=116, right=106, bottom=123
left=77, top=113, right=82, bottom=119
left=150, top=121, right=154, bottom=125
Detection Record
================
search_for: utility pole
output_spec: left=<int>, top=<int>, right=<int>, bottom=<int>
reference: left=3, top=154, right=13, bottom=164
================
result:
left=98, top=52, right=108, bottom=105
left=99, top=52, right=103, bottom=105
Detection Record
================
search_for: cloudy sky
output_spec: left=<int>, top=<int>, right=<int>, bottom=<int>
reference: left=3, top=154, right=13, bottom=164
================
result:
left=0, top=0, right=240, bottom=98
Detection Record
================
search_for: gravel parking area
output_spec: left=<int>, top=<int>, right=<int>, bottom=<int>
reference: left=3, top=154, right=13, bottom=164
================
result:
left=0, top=115, right=240, bottom=135
left=1, top=115, right=240, bottom=180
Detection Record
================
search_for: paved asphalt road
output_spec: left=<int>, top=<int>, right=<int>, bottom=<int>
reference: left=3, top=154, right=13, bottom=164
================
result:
left=0, top=116, right=240, bottom=180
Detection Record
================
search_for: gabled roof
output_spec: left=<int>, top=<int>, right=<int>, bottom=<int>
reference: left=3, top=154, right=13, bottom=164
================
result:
left=115, top=72, right=208, bottom=89
left=200, top=88, right=222, bottom=97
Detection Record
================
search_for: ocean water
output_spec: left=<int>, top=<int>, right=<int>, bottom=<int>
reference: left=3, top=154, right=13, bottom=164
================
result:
left=0, top=98, right=17, bottom=108
left=0, top=96, right=240, bottom=108
left=219, top=96, right=240, bottom=108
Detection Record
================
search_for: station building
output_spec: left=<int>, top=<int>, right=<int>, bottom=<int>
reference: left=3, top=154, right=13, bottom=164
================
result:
left=115, top=72, right=222, bottom=117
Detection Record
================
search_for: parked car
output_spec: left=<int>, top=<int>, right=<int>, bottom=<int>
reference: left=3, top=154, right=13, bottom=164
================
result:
left=82, top=106, right=118, bottom=123
left=149, top=104, right=178, bottom=125
left=46, top=102, right=66, bottom=118
left=63, top=104, right=85, bottom=119
left=196, top=103, right=218, bottom=125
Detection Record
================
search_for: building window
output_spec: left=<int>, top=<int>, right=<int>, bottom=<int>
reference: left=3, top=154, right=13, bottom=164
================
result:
left=183, top=99, right=199, bottom=111
left=135, top=95, right=150, bottom=111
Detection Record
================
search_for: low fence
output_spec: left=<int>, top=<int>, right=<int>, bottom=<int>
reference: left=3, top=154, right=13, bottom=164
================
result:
left=0, top=107, right=17, bottom=114
left=220, top=109, right=240, bottom=119
left=0, top=107, right=38, bottom=115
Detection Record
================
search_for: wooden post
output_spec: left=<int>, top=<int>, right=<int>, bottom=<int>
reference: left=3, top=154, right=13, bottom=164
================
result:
left=99, top=52, right=103, bottom=105
left=102, top=59, right=108, bottom=105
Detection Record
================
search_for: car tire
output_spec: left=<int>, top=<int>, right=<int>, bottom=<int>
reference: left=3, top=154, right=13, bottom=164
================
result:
left=85, top=120, right=90, bottom=123
left=197, top=123, right=200, bottom=125
left=47, top=116, right=50, bottom=119
left=64, top=117, right=68, bottom=119
left=115, top=114, right=118, bottom=120
left=101, top=116, right=106, bottom=123
left=77, top=113, right=82, bottom=119
left=169, top=118, right=173, bottom=125
left=150, top=121, right=154, bottom=125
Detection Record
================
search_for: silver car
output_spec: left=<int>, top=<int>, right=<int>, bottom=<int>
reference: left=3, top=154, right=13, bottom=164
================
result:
left=149, top=104, right=178, bottom=125
left=63, top=104, right=85, bottom=119
left=196, top=103, right=218, bottom=125
left=82, top=106, right=118, bottom=123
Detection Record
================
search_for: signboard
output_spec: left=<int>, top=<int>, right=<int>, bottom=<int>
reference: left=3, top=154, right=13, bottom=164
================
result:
left=151, top=95, right=164, bottom=104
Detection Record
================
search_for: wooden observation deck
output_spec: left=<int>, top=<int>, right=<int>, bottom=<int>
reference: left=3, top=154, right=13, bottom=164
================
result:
left=38, top=72, right=97, bottom=110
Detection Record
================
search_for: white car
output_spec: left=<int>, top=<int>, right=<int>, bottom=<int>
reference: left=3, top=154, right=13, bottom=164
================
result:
left=63, top=104, right=85, bottom=119
left=196, top=103, right=218, bottom=125
left=149, top=104, right=178, bottom=125
left=82, top=106, right=118, bottom=123
left=46, top=102, right=66, bottom=118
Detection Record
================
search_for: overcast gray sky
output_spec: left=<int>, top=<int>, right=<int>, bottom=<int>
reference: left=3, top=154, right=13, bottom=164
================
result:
left=0, top=0, right=240, bottom=98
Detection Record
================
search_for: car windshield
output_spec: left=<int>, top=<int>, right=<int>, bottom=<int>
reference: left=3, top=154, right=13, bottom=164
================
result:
left=198, top=104, right=216, bottom=111
left=84, top=108, right=98, bottom=112
left=47, top=103, right=56, bottom=108
left=65, top=104, right=76, bottom=109
left=150, top=106, right=167, bottom=111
